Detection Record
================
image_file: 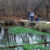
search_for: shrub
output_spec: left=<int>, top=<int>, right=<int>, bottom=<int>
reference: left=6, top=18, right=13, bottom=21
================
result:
left=34, top=23, right=50, bottom=32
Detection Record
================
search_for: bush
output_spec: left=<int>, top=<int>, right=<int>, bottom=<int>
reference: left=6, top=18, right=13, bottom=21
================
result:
left=5, top=20, right=14, bottom=26
left=5, top=21, right=9, bottom=26
left=34, top=23, right=50, bottom=32
left=9, top=20, right=14, bottom=26
left=18, top=22, right=25, bottom=26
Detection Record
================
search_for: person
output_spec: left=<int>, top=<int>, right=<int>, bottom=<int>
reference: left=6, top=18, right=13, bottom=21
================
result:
left=28, top=10, right=35, bottom=21
left=34, top=15, right=40, bottom=21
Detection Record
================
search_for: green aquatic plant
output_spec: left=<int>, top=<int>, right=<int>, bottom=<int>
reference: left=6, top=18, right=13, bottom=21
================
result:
left=23, top=44, right=45, bottom=50
left=23, top=44, right=35, bottom=50
left=34, top=39, right=45, bottom=43
left=8, top=26, right=50, bottom=36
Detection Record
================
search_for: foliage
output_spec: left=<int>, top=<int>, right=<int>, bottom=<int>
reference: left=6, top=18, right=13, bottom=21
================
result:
left=23, top=44, right=45, bottom=50
left=34, top=23, right=50, bottom=32
left=8, top=26, right=50, bottom=36
left=23, top=44, right=35, bottom=50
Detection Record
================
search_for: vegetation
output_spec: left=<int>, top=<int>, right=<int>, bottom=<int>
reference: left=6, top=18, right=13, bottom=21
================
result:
left=34, top=23, right=50, bottom=32
left=23, top=44, right=45, bottom=50
left=8, top=26, right=50, bottom=35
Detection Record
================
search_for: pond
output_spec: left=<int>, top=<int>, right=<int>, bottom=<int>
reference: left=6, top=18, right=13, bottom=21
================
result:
left=0, top=27, right=50, bottom=50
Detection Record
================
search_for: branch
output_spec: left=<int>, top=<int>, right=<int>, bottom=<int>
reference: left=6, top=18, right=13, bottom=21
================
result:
left=0, top=42, right=50, bottom=48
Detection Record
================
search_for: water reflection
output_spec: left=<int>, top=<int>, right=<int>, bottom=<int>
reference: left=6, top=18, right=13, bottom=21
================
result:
left=0, top=28, right=50, bottom=50
left=16, top=35, right=23, bottom=45
left=0, top=28, right=4, bottom=43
